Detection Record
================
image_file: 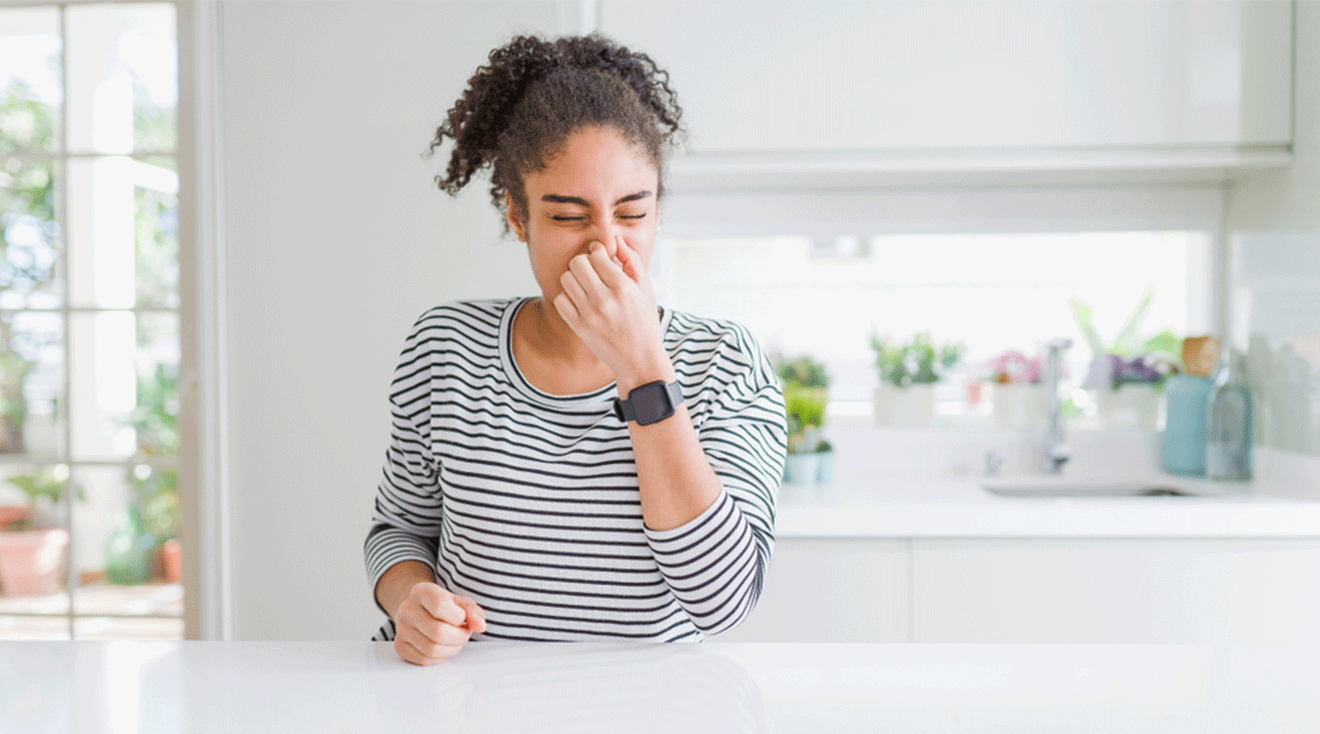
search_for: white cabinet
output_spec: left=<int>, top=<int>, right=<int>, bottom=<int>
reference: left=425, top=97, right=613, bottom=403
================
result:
left=600, top=1, right=1292, bottom=188
left=727, top=537, right=1320, bottom=643
left=601, top=0, right=1292, bottom=153
left=910, top=539, right=1320, bottom=644
left=714, top=539, right=910, bottom=643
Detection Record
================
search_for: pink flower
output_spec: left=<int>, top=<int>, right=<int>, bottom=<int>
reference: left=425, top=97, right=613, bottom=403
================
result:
left=986, top=350, right=1043, bottom=384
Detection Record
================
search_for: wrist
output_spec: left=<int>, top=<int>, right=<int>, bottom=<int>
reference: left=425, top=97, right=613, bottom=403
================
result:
left=616, top=358, right=676, bottom=397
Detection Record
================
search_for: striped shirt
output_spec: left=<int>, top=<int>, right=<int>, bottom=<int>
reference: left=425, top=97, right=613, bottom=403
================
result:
left=364, top=296, right=787, bottom=642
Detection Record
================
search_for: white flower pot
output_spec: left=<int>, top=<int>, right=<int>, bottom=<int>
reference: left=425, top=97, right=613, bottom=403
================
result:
left=991, top=383, right=1047, bottom=428
left=783, top=453, right=820, bottom=485
left=872, top=384, right=935, bottom=427
left=1094, top=385, right=1160, bottom=428
left=815, top=449, right=836, bottom=484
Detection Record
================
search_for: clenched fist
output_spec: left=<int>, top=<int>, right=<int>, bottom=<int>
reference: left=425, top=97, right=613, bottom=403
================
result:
left=392, top=581, right=487, bottom=666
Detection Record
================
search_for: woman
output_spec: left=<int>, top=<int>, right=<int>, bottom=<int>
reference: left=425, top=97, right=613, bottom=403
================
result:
left=364, top=34, right=786, bottom=666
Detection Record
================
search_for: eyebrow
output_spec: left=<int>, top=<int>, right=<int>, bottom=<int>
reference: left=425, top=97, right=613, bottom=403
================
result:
left=541, top=191, right=653, bottom=207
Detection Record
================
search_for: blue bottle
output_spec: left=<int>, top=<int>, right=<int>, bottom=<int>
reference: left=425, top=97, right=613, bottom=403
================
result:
left=1162, top=374, right=1213, bottom=475
left=1205, top=345, right=1252, bottom=480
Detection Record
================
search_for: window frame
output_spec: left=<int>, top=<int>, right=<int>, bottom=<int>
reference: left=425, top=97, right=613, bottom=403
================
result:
left=0, top=0, right=222, bottom=640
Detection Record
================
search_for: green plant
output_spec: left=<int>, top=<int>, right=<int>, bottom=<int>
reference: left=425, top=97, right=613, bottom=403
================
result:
left=871, top=332, right=965, bottom=388
left=783, top=384, right=828, bottom=454
left=775, top=354, right=829, bottom=454
left=3, top=466, right=84, bottom=531
left=776, top=354, right=830, bottom=389
left=1070, top=286, right=1181, bottom=364
left=784, top=388, right=825, bottom=431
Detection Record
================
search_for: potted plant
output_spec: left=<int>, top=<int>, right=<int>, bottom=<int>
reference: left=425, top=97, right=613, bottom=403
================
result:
left=985, top=349, right=1047, bottom=428
left=870, top=332, right=964, bottom=427
left=0, top=466, right=82, bottom=597
left=776, top=355, right=833, bottom=486
left=1071, top=288, right=1181, bottom=428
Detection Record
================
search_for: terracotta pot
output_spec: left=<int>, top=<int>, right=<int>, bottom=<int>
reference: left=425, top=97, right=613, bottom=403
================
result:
left=0, top=506, right=28, bottom=530
left=0, top=528, right=68, bottom=596
left=161, top=538, right=181, bottom=584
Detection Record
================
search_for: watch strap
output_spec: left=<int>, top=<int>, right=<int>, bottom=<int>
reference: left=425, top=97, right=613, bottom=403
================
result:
left=613, top=380, right=683, bottom=425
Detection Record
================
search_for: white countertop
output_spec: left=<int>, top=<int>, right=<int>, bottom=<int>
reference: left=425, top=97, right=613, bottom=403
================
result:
left=3, top=641, right=1318, bottom=733
left=771, top=431, right=1320, bottom=539
left=776, top=474, right=1320, bottom=539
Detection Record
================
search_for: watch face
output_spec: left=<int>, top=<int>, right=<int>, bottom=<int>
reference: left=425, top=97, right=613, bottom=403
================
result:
left=631, top=381, right=675, bottom=424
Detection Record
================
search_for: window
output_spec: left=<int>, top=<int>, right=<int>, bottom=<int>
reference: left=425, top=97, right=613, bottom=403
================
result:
left=1, top=2, right=182, bottom=640
left=654, top=188, right=1218, bottom=429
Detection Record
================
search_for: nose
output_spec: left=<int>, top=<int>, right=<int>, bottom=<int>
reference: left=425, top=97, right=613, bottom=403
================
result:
left=583, top=219, right=621, bottom=258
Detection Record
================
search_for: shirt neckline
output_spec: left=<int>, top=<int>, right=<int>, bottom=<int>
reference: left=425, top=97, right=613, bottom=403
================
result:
left=499, top=295, right=674, bottom=409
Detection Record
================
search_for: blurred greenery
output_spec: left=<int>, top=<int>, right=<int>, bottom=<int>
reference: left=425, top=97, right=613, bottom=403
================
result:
left=2, top=79, right=60, bottom=451
left=3, top=466, right=84, bottom=531
left=871, top=332, right=965, bottom=387
left=123, top=363, right=179, bottom=542
left=776, top=354, right=829, bottom=389
left=0, top=76, right=57, bottom=154
left=134, top=176, right=179, bottom=308
left=776, top=353, right=830, bottom=453
left=133, top=80, right=176, bottom=153
left=2, top=67, right=179, bottom=545
left=1070, top=286, right=1181, bottom=365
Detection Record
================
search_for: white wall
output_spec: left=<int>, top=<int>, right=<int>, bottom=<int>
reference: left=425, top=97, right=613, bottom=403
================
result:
left=220, top=1, right=556, bottom=639
left=213, top=0, right=1315, bottom=640
left=1226, top=0, right=1320, bottom=456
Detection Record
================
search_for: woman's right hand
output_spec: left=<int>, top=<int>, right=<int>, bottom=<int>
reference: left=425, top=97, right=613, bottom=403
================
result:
left=392, top=581, right=487, bottom=666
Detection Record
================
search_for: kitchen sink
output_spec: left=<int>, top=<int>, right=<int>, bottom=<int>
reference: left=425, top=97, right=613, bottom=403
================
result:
left=981, top=477, right=1225, bottom=498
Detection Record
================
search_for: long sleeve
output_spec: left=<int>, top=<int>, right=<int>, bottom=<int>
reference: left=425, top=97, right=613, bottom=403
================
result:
left=363, top=317, right=444, bottom=615
left=643, top=327, right=786, bottom=635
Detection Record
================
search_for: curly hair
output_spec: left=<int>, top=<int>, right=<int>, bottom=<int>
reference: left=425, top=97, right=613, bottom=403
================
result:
left=426, top=34, right=684, bottom=229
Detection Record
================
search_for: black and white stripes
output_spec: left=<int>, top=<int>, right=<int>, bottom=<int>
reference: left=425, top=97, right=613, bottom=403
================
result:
left=365, top=297, right=786, bottom=642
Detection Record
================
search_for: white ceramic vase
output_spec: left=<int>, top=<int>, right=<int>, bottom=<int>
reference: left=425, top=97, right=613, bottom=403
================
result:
left=991, top=383, right=1047, bottom=428
left=1094, top=384, right=1161, bottom=428
left=872, top=384, right=935, bottom=427
left=783, top=453, right=820, bottom=485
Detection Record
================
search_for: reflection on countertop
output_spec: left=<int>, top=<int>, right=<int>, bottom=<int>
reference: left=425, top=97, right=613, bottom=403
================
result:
left=4, top=641, right=1320, bottom=734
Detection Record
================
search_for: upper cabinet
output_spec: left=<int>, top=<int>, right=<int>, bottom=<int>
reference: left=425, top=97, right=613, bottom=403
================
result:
left=598, top=0, right=1294, bottom=189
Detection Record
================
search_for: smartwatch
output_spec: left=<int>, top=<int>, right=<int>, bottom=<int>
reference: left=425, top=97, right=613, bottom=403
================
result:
left=613, top=380, right=684, bottom=426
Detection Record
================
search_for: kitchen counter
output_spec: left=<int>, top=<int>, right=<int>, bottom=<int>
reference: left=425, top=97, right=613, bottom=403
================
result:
left=3, top=641, right=1319, bottom=733
left=777, top=476, right=1320, bottom=539
left=776, top=444, right=1320, bottom=539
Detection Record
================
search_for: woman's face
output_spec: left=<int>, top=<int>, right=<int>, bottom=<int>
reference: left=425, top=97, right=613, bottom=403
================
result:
left=508, top=126, right=660, bottom=302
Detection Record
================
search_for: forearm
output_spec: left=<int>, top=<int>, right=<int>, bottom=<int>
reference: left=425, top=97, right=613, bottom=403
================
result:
left=374, top=560, right=437, bottom=620
left=618, top=360, right=722, bottom=531
left=628, top=402, right=724, bottom=531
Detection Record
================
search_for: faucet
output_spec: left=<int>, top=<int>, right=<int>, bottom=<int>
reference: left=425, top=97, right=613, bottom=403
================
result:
left=1043, top=338, right=1072, bottom=474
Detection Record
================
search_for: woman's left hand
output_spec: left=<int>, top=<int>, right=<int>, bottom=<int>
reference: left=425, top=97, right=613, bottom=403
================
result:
left=552, top=234, right=673, bottom=393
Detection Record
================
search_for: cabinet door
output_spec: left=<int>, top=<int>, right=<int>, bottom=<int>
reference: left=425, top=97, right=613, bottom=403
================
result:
left=600, top=0, right=1291, bottom=153
left=713, top=539, right=910, bottom=643
left=911, top=539, right=1320, bottom=643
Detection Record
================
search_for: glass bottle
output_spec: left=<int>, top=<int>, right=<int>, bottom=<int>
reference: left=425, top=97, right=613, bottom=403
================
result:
left=1205, top=344, right=1253, bottom=480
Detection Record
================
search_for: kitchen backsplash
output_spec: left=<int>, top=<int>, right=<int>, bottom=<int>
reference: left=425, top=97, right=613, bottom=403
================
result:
left=1233, top=232, right=1320, bottom=456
